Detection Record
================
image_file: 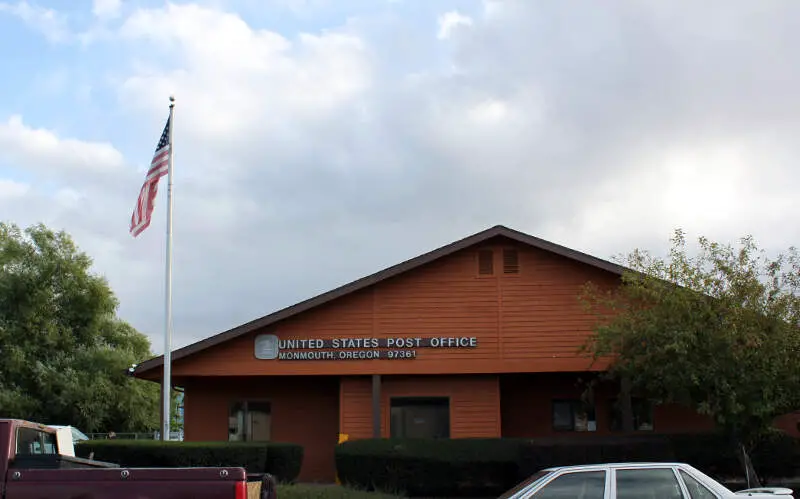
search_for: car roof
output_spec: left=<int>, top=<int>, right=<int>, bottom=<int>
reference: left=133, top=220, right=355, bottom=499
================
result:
left=544, top=462, right=689, bottom=472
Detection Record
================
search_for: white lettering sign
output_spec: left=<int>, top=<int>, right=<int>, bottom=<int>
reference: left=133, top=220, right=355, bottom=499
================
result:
left=254, top=335, right=479, bottom=361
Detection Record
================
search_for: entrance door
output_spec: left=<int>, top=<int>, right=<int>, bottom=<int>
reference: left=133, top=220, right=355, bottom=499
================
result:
left=389, top=397, right=450, bottom=438
left=229, top=400, right=272, bottom=441
left=247, top=401, right=272, bottom=441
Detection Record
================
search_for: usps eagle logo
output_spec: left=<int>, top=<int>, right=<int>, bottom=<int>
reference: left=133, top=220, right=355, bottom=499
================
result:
left=254, top=334, right=280, bottom=360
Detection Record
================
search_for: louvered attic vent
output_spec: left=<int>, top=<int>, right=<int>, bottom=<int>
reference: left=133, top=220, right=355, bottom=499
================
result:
left=503, top=249, right=520, bottom=274
left=478, top=249, right=494, bottom=275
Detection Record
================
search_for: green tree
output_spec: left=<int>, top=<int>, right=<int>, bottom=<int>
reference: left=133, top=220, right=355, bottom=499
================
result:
left=580, top=229, right=800, bottom=448
left=0, top=222, right=162, bottom=433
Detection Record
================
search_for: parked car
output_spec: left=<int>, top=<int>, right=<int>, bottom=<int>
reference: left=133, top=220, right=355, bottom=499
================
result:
left=1, top=418, right=276, bottom=499
left=498, top=462, right=793, bottom=498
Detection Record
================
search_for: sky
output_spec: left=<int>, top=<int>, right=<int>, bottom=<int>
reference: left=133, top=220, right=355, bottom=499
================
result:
left=1, top=0, right=798, bottom=354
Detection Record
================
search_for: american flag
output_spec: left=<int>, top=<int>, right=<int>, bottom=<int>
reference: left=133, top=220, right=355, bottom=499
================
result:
left=130, top=115, right=171, bottom=237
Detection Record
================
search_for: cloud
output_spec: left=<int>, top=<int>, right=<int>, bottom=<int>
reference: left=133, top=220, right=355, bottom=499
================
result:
left=0, top=115, right=126, bottom=177
left=0, top=0, right=70, bottom=42
left=0, top=116, right=164, bottom=346
left=92, top=0, right=121, bottom=19
left=0, top=179, right=29, bottom=200
left=437, top=11, right=472, bottom=40
left=2, top=0, right=800, bottom=354
left=115, top=3, right=372, bottom=131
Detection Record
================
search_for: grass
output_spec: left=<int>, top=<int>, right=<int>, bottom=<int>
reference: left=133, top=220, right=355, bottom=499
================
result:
left=247, top=483, right=404, bottom=499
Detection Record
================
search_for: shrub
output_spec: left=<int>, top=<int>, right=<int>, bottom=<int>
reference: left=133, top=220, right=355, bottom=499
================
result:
left=666, top=432, right=800, bottom=481
left=335, top=434, right=800, bottom=497
left=516, top=435, right=674, bottom=478
left=666, top=434, right=740, bottom=478
left=264, top=442, right=305, bottom=484
left=75, top=440, right=304, bottom=483
left=335, top=438, right=525, bottom=497
left=749, top=433, right=800, bottom=482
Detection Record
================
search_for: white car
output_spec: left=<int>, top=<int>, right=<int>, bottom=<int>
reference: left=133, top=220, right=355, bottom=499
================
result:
left=48, top=425, right=90, bottom=442
left=46, top=425, right=90, bottom=457
left=498, top=462, right=794, bottom=499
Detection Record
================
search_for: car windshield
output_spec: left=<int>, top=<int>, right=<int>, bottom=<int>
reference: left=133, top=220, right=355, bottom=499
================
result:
left=498, top=470, right=552, bottom=499
left=70, top=427, right=89, bottom=441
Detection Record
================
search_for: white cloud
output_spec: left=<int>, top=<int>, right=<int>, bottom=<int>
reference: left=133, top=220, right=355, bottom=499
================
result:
left=115, top=3, right=371, bottom=149
left=0, top=116, right=162, bottom=349
left=3, top=0, right=800, bottom=354
left=0, top=1, right=70, bottom=42
left=537, top=128, right=800, bottom=261
left=0, top=179, right=29, bottom=200
left=437, top=10, right=473, bottom=40
left=92, top=0, right=121, bottom=19
left=0, top=115, right=126, bottom=177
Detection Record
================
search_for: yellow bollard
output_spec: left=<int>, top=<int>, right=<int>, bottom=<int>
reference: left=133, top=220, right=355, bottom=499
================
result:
left=334, top=433, right=349, bottom=485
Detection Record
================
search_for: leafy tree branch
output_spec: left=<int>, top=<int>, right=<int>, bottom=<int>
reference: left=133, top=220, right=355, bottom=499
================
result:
left=580, top=229, right=800, bottom=447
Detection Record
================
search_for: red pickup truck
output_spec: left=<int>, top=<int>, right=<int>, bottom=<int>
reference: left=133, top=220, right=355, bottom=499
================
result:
left=0, top=419, right=276, bottom=499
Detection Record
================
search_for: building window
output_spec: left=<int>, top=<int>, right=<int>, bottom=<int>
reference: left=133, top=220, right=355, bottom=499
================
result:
left=478, top=250, right=494, bottom=275
left=390, top=397, right=450, bottom=438
left=609, top=397, right=654, bottom=431
left=552, top=399, right=597, bottom=432
left=502, top=248, right=520, bottom=274
left=229, top=401, right=272, bottom=441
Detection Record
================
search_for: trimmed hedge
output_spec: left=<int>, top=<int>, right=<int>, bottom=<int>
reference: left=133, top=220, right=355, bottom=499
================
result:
left=264, top=442, right=305, bottom=483
left=75, top=440, right=304, bottom=483
left=336, top=438, right=525, bottom=497
left=335, top=434, right=800, bottom=497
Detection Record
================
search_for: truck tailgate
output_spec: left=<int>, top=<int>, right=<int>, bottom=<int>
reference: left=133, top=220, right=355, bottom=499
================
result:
left=5, top=466, right=248, bottom=499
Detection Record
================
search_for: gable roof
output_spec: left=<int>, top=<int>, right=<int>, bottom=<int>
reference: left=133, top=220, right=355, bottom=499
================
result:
left=131, top=224, right=629, bottom=377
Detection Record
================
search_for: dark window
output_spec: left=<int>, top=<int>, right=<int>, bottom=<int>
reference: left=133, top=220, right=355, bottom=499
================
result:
left=679, top=470, right=718, bottom=499
left=616, top=468, right=683, bottom=499
left=502, top=249, right=520, bottom=274
left=16, top=428, right=58, bottom=456
left=532, top=470, right=606, bottom=499
left=390, top=397, right=450, bottom=438
left=229, top=401, right=272, bottom=441
left=609, top=397, right=654, bottom=431
left=478, top=250, right=494, bottom=275
left=552, top=399, right=596, bottom=432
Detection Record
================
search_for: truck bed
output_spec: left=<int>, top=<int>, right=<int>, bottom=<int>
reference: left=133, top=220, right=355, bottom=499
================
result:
left=5, top=465, right=249, bottom=499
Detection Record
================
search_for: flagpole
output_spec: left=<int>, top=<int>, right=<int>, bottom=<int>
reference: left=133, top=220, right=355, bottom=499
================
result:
left=162, top=95, right=175, bottom=441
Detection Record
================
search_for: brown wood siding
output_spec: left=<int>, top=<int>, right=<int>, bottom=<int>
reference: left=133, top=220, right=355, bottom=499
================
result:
left=168, top=240, right=619, bottom=378
left=774, top=412, right=800, bottom=437
left=339, top=376, right=373, bottom=439
left=381, top=375, right=501, bottom=438
left=500, top=373, right=714, bottom=437
left=500, top=245, right=616, bottom=363
left=182, top=376, right=339, bottom=482
left=338, top=375, right=501, bottom=439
